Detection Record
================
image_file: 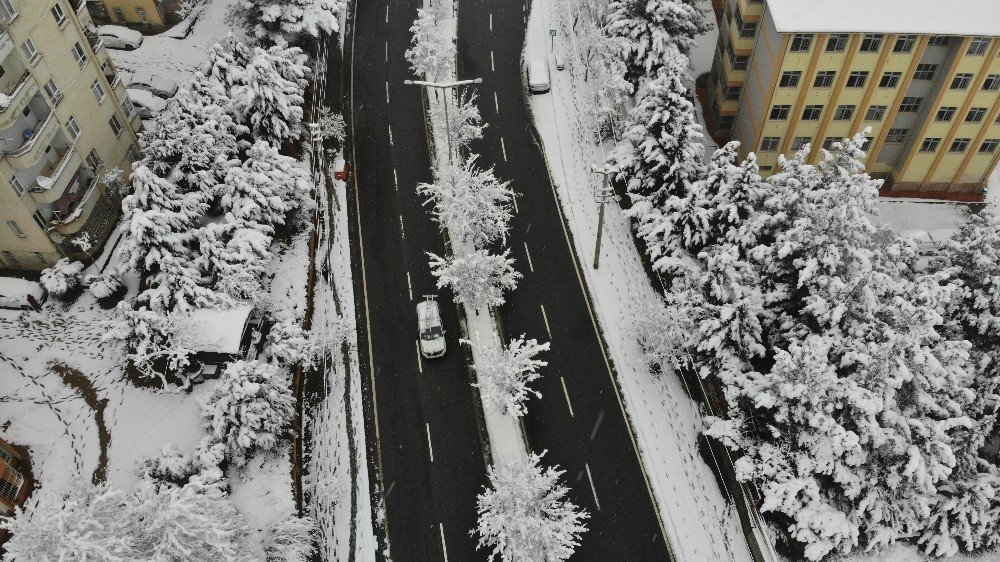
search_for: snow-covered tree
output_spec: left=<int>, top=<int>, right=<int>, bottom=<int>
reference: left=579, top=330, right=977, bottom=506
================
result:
left=199, top=360, right=295, bottom=466
left=265, top=319, right=323, bottom=369
left=430, top=89, right=486, bottom=151
left=634, top=291, right=698, bottom=372
left=603, top=0, right=710, bottom=87
left=222, top=140, right=310, bottom=228
left=428, top=249, right=521, bottom=311
left=418, top=156, right=512, bottom=249
left=475, top=452, right=589, bottom=561
left=466, top=334, right=550, bottom=416
left=104, top=305, right=199, bottom=390
left=40, top=258, right=84, bottom=296
left=231, top=0, right=344, bottom=45
left=405, top=1, right=455, bottom=81
left=264, top=514, right=318, bottom=562
left=87, top=272, right=123, bottom=300
left=234, top=45, right=309, bottom=145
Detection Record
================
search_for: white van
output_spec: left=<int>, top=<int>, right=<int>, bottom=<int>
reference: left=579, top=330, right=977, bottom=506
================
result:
left=417, top=296, right=446, bottom=359
left=527, top=58, right=550, bottom=94
left=0, top=277, right=47, bottom=310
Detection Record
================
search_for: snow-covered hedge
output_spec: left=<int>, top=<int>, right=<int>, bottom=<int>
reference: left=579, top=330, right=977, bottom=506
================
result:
left=39, top=258, right=84, bottom=297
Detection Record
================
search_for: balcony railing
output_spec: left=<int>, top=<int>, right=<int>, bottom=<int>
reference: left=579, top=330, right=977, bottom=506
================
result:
left=48, top=174, right=97, bottom=230
left=70, top=0, right=87, bottom=14
left=28, top=145, right=79, bottom=204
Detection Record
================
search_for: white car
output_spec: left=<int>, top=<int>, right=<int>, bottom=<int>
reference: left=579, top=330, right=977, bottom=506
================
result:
left=417, top=297, right=446, bottom=359
left=122, top=70, right=178, bottom=99
left=98, top=25, right=143, bottom=50
left=527, top=58, right=550, bottom=94
left=127, top=88, right=167, bottom=119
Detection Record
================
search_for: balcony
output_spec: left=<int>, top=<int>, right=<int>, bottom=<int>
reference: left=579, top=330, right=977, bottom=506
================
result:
left=85, top=30, right=104, bottom=54
left=6, top=110, right=58, bottom=168
left=48, top=173, right=104, bottom=237
left=28, top=145, right=81, bottom=205
left=0, top=71, right=36, bottom=130
left=71, top=0, right=88, bottom=13
left=0, top=30, right=13, bottom=61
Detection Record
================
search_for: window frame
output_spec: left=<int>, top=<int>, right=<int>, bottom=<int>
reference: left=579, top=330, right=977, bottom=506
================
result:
left=790, top=136, right=811, bottom=151
left=20, top=38, right=38, bottom=63
left=790, top=33, right=813, bottom=53
left=951, top=73, right=973, bottom=90
left=769, top=104, right=791, bottom=120
left=760, top=137, right=780, bottom=152
left=778, top=71, right=801, bottom=88
left=913, top=63, right=937, bottom=81
left=833, top=105, right=855, bottom=121
left=965, top=107, right=988, bottom=123
left=885, top=128, right=908, bottom=143
left=801, top=104, right=823, bottom=121
left=71, top=42, right=87, bottom=68
left=919, top=138, right=941, bottom=152
left=90, top=79, right=106, bottom=103
left=898, top=97, right=923, bottom=113
left=864, top=105, right=887, bottom=121
left=813, top=71, right=836, bottom=88
left=7, top=220, right=25, bottom=238
left=980, top=139, right=1000, bottom=154
left=826, top=34, right=849, bottom=53
left=893, top=35, right=917, bottom=53
left=935, top=107, right=957, bottom=122
left=846, top=71, right=869, bottom=88
left=968, top=36, right=991, bottom=56
left=983, top=74, right=1000, bottom=91
left=50, top=3, right=67, bottom=26
left=859, top=34, right=883, bottom=53
left=66, top=116, right=81, bottom=139
left=949, top=138, right=971, bottom=153
left=879, top=72, right=902, bottom=89
left=109, top=114, right=124, bottom=137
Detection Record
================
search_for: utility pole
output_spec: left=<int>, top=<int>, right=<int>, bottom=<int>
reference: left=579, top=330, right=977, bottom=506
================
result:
left=404, top=78, right=483, bottom=167
left=590, top=165, right=616, bottom=269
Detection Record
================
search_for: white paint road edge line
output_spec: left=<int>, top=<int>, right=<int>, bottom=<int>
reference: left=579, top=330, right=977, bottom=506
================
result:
left=426, top=423, right=434, bottom=462
left=439, top=523, right=449, bottom=562
left=560, top=376, right=574, bottom=417
left=585, top=463, right=601, bottom=511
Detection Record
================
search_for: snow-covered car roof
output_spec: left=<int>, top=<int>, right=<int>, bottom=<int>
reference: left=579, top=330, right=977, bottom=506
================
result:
left=122, top=70, right=178, bottom=94
left=0, top=277, right=45, bottom=308
left=127, top=88, right=167, bottom=111
left=176, top=306, right=254, bottom=355
left=97, top=25, right=144, bottom=43
left=766, top=0, right=1000, bottom=36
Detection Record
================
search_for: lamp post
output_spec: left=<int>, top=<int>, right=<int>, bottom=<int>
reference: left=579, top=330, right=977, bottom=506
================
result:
left=590, top=165, right=616, bottom=269
left=404, top=78, right=482, bottom=167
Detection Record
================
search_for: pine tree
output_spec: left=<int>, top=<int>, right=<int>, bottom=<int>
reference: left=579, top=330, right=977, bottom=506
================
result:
left=222, top=140, right=309, bottom=228
left=234, top=46, right=309, bottom=145
left=475, top=453, right=589, bottom=561
left=232, top=0, right=344, bottom=46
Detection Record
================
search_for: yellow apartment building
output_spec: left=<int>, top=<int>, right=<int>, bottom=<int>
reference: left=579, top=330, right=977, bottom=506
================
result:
left=708, top=0, right=1000, bottom=196
left=0, top=0, right=142, bottom=272
left=86, top=0, right=168, bottom=31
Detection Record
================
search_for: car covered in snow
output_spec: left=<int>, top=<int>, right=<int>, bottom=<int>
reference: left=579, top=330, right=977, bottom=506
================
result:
left=0, top=277, right=47, bottom=310
left=127, top=88, right=167, bottom=119
left=98, top=25, right=144, bottom=50
left=417, top=296, right=446, bottom=359
left=122, top=70, right=178, bottom=99
left=527, top=58, right=550, bottom=94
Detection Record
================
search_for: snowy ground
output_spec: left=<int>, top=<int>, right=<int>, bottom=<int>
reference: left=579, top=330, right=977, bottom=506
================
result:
left=523, top=0, right=758, bottom=561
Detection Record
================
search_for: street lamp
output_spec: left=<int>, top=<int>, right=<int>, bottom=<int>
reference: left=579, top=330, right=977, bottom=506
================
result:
left=404, top=78, right=483, bottom=167
left=590, top=165, right=617, bottom=269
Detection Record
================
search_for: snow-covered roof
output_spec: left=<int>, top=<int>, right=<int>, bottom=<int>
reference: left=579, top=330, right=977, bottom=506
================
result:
left=0, top=277, right=45, bottom=307
left=767, top=0, right=1000, bottom=37
left=177, top=306, right=254, bottom=355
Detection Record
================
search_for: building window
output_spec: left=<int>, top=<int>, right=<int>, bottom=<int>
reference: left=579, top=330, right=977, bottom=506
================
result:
left=802, top=105, right=823, bottom=120
left=935, top=106, right=957, bottom=121
left=951, top=73, right=973, bottom=90
left=33, top=252, right=46, bottom=265
left=865, top=105, right=887, bottom=121
left=846, top=71, right=869, bottom=88
left=770, top=105, right=790, bottom=120
left=71, top=42, right=87, bottom=67
left=966, top=107, right=988, bottom=123
left=726, top=46, right=749, bottom=70
left=1, top=251, right=18, bottom=267
left=920, top=138, right=941, bottom=152
left=893, top=35, right=917, bottom=53
left=814, top=71, right=836, bottom=88
left=21, top=38, right=38, bottom=63
left=968, top=36, right=991, bottom=56
left=43, top=78, right=60, bottom=103
left=0, top=0, right=17, bottom=21
left=899, top=97, right=922, bottom=113
left=136, top=7, right=149, bottom=23
left=981, top=139, right=1000, bottom=154
left=109, top=114, right=123, bottom=137
left=51, top=3, right=67, bottom=26
left=886, top=128, right=908, bottom=143
left=32, top=211, right=45, bottom=230
left=859, top=34, right=883, bottom=53
left=822, top=137, right=838, bottom=150
left=719, top=115, right=735, bottom=129
left=790, top=136, right=811, bottom=151
left=91, top=79, right=106, bottom=103
left=760, top=137, right=780, bottom=151
left=7, top=220, right=25, bottom=238
left=928, top=35, right=952, bottom=47
left=126, top=146, right=139, bottom=162
left=86, top=149, right=102, bottom=171
left=760, top=165, right=773, bottom=171
left=983, top=74, right=1000, bottom=91
left=879, top=72, right=902, bottom=88
left=913, top=63, right=937, bottom=80
left=833, top=105, right=855, bottom=121
left=9, top=175, right=23, bottom=197
left=779, top=71, right=801, bottom=88
left=122, top=97, right=137, bottom=117
left=67, top=116, right=81, bottom=139
left=949, top=138, right=971, bottom=153
left=790, top=34, right=812, bottom=53
left=113, top=7, right=125, bottom=21
left=734, top=9, right=756, bottom=38
left=826, top=34, right=849, bottom=52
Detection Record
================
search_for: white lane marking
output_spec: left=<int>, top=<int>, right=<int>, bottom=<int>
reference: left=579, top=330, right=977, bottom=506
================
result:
left=523, top=242, right=534, bottom=272
left=439, top=523, right=449, bottom=562
left=416, top=340, right=423, bottom=373
left=590, top=410, right=604, bottom=442
left=560, top=376, right=574, bottom=416
left=426, top=423, right=434, bottom=462
left=385, top=81, right=390, bottom=104
left=540, top=304, right=551, bottom=338
left=585, top=463, right=601, bottom=510
left=407, top=271, right=413, bottom=300
left=388, top=124, right=394, bottom=146
left=399, top=215, right=405, bottom=238
left=393, top=168, right=399, bottom=190
left=512, top=191, right=519, bottom=213
left=500, top=136, right=507, bottom=161
left=494, top=91, right=499, bottom=113
left=489, top=13, right=493, bottom=31
left=491, top=50, right=495, bottom=72
left=385, top=41, right=388, bottom=62
left=385, top=5, right=389, bottom=22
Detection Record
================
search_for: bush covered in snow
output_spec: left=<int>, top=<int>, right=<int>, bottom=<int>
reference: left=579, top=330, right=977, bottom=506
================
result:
left=475, top=453, right=588, bottom=561
left=86, top=272, right=123, bottom=300
left=264, top=514, right=318, bottom=562
left=265, top=319, right=322, bottom=369
left=39, top=258, right=84, bottom=297
left=199, top=360, right=295, bottom=466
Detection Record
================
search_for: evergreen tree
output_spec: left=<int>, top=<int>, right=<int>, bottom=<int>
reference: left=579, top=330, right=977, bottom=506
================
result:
left=235, top=46, right=309, bottom=145
left=231, top=0, right=344, bottom=46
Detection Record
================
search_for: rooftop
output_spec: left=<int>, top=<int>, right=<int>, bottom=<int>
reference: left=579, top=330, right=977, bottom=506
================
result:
left=766, top=0, right=1000, bottom=37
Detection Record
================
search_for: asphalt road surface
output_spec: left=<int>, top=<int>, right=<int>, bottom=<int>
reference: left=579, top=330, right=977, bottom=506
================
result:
left=342, top=0, right=491, bottom=558
left=456, top=0, right=676, bottom=558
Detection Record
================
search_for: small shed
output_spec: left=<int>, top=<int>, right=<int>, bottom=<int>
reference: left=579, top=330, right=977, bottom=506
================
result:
left=177, top=305, right=257, bottom=377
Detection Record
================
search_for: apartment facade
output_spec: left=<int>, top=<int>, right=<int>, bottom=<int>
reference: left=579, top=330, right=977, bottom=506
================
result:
left=708, top=0, right=1000, bottom=195
left=0, top=0, right=141, bottom=272
left=87, top=0, right=169, bottom=31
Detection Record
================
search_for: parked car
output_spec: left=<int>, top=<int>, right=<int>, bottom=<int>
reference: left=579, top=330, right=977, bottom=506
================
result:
left=527, top=58, right=550, bottom=94
left=554, top=54, right=566, bottom=71
left=122, top=70, right=178, bottom=99
left=417, top=296, right=446, bottom=359
left=127, top=88, right=167, bottom=119
left=98, top=25, right=144, bottom=50
left=0, top=277, right=47, bottom=311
